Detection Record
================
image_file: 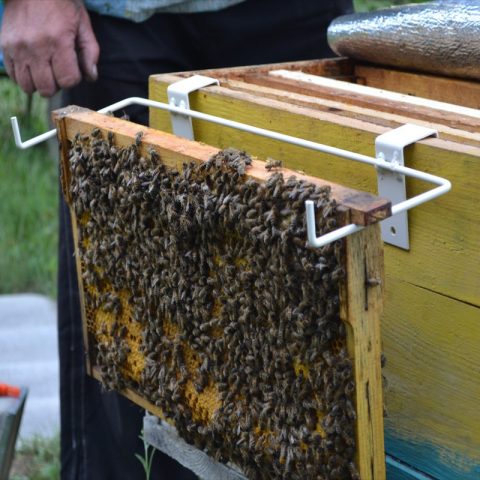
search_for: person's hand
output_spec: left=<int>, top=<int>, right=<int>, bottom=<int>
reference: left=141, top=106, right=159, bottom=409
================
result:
left=0, top=0, right=99, bottom=97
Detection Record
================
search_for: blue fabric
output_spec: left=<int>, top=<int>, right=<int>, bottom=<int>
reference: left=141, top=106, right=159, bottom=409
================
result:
left=84, top=0, right=246, bottom=22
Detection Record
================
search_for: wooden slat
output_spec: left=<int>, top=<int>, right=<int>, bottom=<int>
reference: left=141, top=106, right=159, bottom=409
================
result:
left=340, top=216, right=386, bottom=480
left=383, top=277, right=480, bottom=480
left=218, top=78, right=480, bottom=148
left=240, top=71, right=480, bottom=134
left=355, top=64, right=480, bottom=110
left=196, top=57, right=356, bottom=83
left=52, top=107, right=391, bottom=226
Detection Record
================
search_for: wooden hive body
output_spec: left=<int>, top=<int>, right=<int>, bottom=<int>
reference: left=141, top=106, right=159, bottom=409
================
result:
left=148, top=59, right=480, bottom=480
left=54, top=107, right=389, bottom=480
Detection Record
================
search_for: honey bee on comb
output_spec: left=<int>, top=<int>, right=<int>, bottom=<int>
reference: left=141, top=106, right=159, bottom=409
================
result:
left=67, top=131, right=362, bottom=480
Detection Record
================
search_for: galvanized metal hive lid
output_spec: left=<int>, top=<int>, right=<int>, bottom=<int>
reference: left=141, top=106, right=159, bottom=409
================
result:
left=328, top=0, right=480, bottom=81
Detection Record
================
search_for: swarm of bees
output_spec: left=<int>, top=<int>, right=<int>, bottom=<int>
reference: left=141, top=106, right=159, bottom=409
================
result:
left=67, top=128, right=359, bottom=480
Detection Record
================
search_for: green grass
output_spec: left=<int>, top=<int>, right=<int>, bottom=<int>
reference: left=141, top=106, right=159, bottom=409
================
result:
left=9, top=434, right=60, bottom=480
left=0, top=79, right=58, bottom=297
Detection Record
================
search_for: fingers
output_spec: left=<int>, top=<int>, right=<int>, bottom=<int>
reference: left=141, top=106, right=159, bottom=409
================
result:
left=76, top=8, right=99, bottom=82
left=29, top=60, right=59, bottom=98
left=51, top=38, right=83, bottom=90
left=15, top=63, right=35, bottom=95
left=3, top=55, right=17, bottom=83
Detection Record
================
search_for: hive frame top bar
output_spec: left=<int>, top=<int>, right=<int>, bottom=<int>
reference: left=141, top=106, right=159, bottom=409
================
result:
left=10, top=75, right=451, bottom=249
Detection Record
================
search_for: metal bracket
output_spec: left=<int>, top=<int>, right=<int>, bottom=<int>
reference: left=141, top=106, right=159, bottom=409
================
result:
left=167, top=75, right=219, bottom=140
left=375, top=124, right=438, bottom=249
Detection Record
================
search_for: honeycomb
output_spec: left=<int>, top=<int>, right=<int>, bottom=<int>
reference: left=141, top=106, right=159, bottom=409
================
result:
left=66, top=129, right=359, bottom=480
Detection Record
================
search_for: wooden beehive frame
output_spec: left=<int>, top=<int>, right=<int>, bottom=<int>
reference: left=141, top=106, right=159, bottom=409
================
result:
left=54, top=106, right=388, bottom=480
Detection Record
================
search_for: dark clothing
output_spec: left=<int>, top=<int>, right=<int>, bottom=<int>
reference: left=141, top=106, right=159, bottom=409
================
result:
left=58, top=0, right=353, bottom=478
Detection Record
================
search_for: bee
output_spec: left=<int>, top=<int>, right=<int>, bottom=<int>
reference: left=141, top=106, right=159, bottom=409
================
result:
left=265, top=158, right=283, bottom=171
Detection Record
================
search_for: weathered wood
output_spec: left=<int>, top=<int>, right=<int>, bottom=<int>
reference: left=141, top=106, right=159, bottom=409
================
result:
left=53, top=107, right=93, bottom=374
left=199, top=56, right=480, bottom=110
left=196, top=57, right=355, bottom=82
left=383, top=277, right=480, bottom=480
left=219, top=78, right=480, bottom=148
left=242, top=70, right=480, bottom=134
left=52, top=107, right=391, bottom=226
left=355, top=64, right=480, bottom=110
left=340, top=216, right=386, bottom=480
left=149, top=71, right=480, bottom=479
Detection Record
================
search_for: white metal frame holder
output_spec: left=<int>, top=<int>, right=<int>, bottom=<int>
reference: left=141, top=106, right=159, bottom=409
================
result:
left=167, top=75, right=219, bottom=140
left=9, top=75, right=451, bottom=250
left=375, top=124, right=438, bottom=249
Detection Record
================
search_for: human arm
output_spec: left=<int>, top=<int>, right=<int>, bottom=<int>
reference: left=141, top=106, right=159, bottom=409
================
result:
left=0, top=0, right=99, bottom=97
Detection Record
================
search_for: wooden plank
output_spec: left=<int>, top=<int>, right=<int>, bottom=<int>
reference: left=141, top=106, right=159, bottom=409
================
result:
left=340, top=219, right=386, bottom=480
left=149, top=76, right=480, bottom=307
left=185, top=57, right=480, bottom=112
left=382, top=278, right=480, bottom=480
left=268, top=70, right=480, bottom=121
left=243, top=70, right=480, bottom=134
left=355, top=64, right=480, bottom=110
left=195, top=57, right=356, bottom=83
left=219, top=78, right=480, bottom=148
left=52, top=107, right=391, bottom=227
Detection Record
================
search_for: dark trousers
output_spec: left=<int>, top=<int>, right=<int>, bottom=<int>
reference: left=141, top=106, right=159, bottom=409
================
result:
left=59, top=1, right=353, bottom=478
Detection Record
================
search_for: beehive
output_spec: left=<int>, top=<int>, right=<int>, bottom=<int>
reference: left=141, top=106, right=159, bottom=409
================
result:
left=54, top=107, right=389, bottom=480
left=148, top=59, right=480, bottom=479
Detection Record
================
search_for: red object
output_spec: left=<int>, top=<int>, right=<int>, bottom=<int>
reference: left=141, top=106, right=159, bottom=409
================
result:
left=0, top=383, right=21, bottom=398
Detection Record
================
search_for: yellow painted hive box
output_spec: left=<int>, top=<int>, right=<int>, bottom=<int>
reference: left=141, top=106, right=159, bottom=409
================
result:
left=148, top=58, right=480, bottom=480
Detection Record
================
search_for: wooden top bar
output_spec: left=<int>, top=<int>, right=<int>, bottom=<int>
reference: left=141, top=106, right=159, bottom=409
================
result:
left=53, top=106, right=391, bottom=226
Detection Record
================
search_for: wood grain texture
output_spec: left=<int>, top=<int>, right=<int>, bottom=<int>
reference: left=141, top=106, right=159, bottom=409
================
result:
left=383, top=278, right=480, bottom=479
left=149, top=72, right=480, bottom=478
left=218, top=78, right=480, bottom=148
left=195, top=57, right=355, bottom=83
left=247, top=71, right=480, bottom=134
left=340, top=221, right=386, bottom=480
left=355, top=64, right=480, bottom=110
